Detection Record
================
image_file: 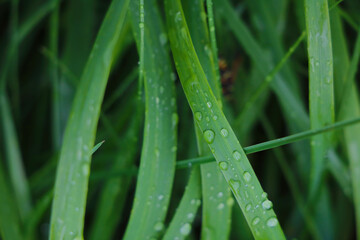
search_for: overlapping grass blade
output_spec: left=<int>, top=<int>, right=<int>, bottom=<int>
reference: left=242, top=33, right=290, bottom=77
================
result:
left=123, top=0, right=177, bottom=238
left=305, top=0, right=335, bottom=198
left=165, top=0, right=285, bottom=239
left=182, top=0, right=231, bottom=238
left=305, top=1, right=335, bottom=238
left=49, top=0, right=130, bottom=238
left=163, top=167, right=202, bottom=240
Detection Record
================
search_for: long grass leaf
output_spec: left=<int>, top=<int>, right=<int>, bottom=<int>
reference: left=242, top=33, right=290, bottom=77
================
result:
left=123, top=0, right=178, bottom=238
left=49, top=0, right=130, bottom=238
left=163, top=167, right=202, bottom=240
left=182, top=0, right=231, bottom=238
left=165, top=1, right=286, bottom=238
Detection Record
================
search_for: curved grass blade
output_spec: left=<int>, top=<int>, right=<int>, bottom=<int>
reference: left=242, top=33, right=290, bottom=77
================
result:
left=305, top=0, right=335, bottom=199
left=0, top=158, right=22, bottom=240
left=182, top=0, right=231, bottom=238
left=0, top=92, right=32, bottom=220
left=163, top=167, right=202, bottom=240
left=49, top=0, right=130, bottom=238
left=165, top=1, right=286, bottom=239
left=123, top=0, right=178, bottom=238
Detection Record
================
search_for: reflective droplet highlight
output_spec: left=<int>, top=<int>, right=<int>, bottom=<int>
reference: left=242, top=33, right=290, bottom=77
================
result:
left=243, top=171, right=251, bottom=182
left=233, top=151, right=241, bottom=161
left=220, top=128, right=228, bottom=137
left=180, top=223, right=191, bottom=236
left=203, top=130, right=215, bottom=144
left=252, top=217, right=260, bottom=225
left=267, top=217, right=278, bottom=227
left=219, top=161, right=228, bottom=170
left=262, top=200, right=273, bottom=210
left=195, top=112, right=202, bottom=121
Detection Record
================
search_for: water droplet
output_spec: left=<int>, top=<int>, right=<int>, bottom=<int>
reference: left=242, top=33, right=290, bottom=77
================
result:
left=220, top=128, right=228, bottom=137
left=139, top=22, right=144, bottom=29
left=246, top=204, right=252, bottom=212
left=262, top=200, right=273, bottom=210
left=171, top=146, right=177, bottom=152
left=159, top=86, right=164, bottom=94
left=172, top=113, right=179, bottom=126
left=226, top=197, right=234, bottom=206
left=187, top=213, right=194, bottom=219
left=207, top=101, right=212, bottom=108
left=175, top=12, right=182, bottom=22
left=229, top=179, right=240, bottom=190
left=219, top=161, right=228, bottom=170
left=217, top=192, right=223, bottom=198
left=205, top=116, right=210, bottom=122
left=154, top=222, right=164, bottom=231
left=155, top=148, right=160, bottom=157
left=262, top=192, right=268, bottom=198
left=243, top=171, right=251, bottom=182
left=195, top=112, right=202, bottom=121
left=180, top=223, right=191, bottom=236
left=252, top=217, right=260, bottom=225
left=203, top=130, right=215, bottom=144
left=217, top=203, right=225, bottom=210
left=159, top=33, right=168, bottom=46
left=158, top=195, right=164, bottom=200
left=212, top=115, right=218, bottom=120
left=82, top=165, right=90, bottom=176
left=233, top=151, right=241, bottom=161
left=267, top=217, right=278, bottom=227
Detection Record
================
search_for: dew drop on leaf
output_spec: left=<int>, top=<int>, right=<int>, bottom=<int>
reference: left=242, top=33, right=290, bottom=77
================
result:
left=180, top=223, right=191, bottom=236
left=220, top=128, right=228, bottom=137
left=266, top=217, right=278, bottom=227
left=243, top=171, right=251, bottom=182
left=262, top=199, right=273, bottom=210
left=252, top=217, right=260, bottom=226
left=233, top=150, right=241, bottom=161
left=203, top=129, right=215, bottom=144
left=154, top=222, right=164, bottom=231
left=219, top=161, right=228, bottom=170
left=195, top=112, right=202, bottom=121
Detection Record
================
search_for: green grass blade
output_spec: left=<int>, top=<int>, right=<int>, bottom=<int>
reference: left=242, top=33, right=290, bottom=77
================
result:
left=0, top=92, right=32, bottom=220
left=182, top=0, right=231, bottom=238
left=163, top=167, right=202, bottom=240
left=305, top=0, right=335, bottom=198
left=49, top=0, right=130, bottom=238
left=123, top=0, right=178, bottom=238
left=0, top=158, right=23, bottom=240
left=49, top=0, right=61, bottom=150
left=338, top=27, right=360, bottom=239
left=165, top=1, right=286, bottom=239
